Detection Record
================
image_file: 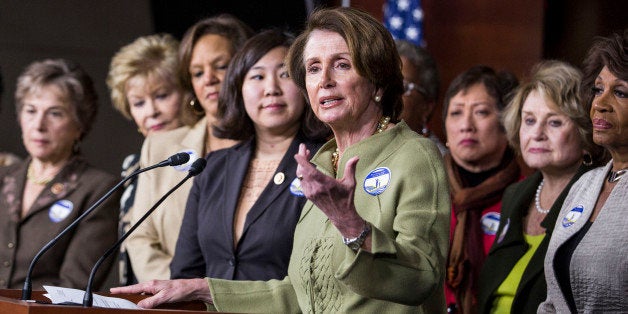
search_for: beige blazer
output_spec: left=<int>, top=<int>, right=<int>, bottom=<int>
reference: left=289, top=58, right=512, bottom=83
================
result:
left=126, top=118, right=206, bottom=282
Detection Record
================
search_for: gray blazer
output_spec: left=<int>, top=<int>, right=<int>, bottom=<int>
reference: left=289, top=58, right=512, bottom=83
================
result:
left=538, top=161, right=628, bottom=313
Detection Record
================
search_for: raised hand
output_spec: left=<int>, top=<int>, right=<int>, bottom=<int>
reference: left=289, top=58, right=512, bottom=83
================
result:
left=294, top=143, right=367, bottom=240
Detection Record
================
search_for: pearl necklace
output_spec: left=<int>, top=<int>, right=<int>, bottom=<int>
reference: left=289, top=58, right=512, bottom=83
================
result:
left=534, top=179, right=550, bottom=214
left=608, top=167, right=628, bottom=183
left=331, top=116, right=390, bottom=174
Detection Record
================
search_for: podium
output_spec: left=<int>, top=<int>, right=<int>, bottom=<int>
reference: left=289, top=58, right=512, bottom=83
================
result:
left=0, top=289, right=210, bottom=313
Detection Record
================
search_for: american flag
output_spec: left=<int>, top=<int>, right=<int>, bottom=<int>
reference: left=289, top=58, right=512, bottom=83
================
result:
left=383, top=0, right=424, bottom=46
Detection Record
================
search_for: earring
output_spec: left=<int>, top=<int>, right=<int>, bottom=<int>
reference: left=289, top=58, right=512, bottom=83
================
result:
left=374, top=95, right=381, bottom=102
left=189, top=98, right=204, bottom=115
left=583, top=151, right=593, bottom=166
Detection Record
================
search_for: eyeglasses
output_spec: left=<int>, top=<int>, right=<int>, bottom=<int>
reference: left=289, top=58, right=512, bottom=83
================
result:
left=403, top=80, right=427, bottom=97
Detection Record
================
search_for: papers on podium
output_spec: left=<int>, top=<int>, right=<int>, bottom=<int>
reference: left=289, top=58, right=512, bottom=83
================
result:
left=43, top=285, right=141, bottom=309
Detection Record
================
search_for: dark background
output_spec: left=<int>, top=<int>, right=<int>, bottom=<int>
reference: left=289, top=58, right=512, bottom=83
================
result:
left=1, top=0, right=626, bottom=176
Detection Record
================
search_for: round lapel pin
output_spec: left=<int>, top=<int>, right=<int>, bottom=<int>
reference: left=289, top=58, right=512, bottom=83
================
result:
left=274, top=172, right=285, bottom=185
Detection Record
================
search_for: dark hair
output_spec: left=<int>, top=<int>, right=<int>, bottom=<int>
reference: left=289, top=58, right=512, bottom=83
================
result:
left=178, top=14, right=254, bottom=94
left=287, top=7, right=404, bottom=121
left=395, top=39, right=440, bottom=103
left=15, top=59, right=98, bottom=140
left=213, top=29, right=330, bottom=141
left=442, top=65, right=519, bottom=125
left=581, top=29, right=628, bottom=110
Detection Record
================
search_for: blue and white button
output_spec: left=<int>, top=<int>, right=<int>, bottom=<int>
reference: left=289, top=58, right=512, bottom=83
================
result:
left=49, top=200, right=73, bottom=223
left=562, top=205, right=584, bottom=228
left=289, top=178, right=304, bottom=197
left=363, top=167, right=391, bottom=196
left=481, top=212, right=501, bottom=235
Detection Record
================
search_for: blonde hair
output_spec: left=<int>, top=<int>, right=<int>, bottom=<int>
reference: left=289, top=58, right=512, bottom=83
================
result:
left=502, top=60, right=603, bottom=165
left=107, top=34, right=196, bottom=125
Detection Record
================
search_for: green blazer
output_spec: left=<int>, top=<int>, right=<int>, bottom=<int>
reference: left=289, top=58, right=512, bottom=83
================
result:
left=477, top=165, right=590, bottom=314
left=207, top=122, right=451, bottom=313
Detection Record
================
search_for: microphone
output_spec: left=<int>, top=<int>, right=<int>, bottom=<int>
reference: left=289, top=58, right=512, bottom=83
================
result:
left=82, top=158, right=207, bottom=307
left=21, top=152, right=190, bottom=300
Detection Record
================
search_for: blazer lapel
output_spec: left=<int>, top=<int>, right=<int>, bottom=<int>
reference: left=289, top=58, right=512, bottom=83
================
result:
left=553, top=163, right=606, bottom=250
left=180, top=117, right=208, bottom=158
left=2, top=161, right=28, bottom=220
left=519, top=165, right=593, bottom=290
left=222, top=140, right=254, bottom=249
left=23, top=156, right=84, bottom=221
left=491, top=173, right=540, bottom=251
left=240, top=135, right=303, bottom=237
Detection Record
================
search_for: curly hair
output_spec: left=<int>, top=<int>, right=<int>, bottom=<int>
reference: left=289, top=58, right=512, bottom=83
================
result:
left=107, top=33, right=197, bottom=126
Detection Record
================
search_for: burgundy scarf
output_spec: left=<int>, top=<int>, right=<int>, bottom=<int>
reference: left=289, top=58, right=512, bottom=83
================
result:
left=445, top=151, right=520, bottom=313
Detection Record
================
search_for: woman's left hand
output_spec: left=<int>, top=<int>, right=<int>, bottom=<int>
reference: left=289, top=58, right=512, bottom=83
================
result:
left=110, top=278, right=212, bottom=309
left=294, top=144, right=365, bottom=237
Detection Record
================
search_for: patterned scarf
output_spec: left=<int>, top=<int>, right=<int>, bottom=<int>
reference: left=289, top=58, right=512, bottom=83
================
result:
left=445, top=150, right=520, bottom=313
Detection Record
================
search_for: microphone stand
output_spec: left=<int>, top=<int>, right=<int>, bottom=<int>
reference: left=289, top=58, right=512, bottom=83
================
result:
left=21, top=153, right=189, bottom=300
left=83, top=158, right=206, bottom=307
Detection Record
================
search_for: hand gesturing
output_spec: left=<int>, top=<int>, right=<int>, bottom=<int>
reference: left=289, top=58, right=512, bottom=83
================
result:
left=294, top=143, right=365, bottom=236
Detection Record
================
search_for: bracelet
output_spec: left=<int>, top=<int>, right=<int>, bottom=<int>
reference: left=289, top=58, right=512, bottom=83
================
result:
left=342, top=221, right=371, bottom=252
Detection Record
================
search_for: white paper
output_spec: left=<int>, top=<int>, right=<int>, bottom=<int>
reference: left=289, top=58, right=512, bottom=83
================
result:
left=43, top=285, right=141, bottom=309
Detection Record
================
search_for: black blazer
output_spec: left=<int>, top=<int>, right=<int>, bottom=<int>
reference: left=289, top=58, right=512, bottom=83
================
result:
left=170, top=133, right=322, bottom=281
left=477, top=165, right=591, bottom=314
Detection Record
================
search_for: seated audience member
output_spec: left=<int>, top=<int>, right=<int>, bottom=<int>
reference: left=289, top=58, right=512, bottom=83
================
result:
left=443, top=65, right=521, bottom=313
left=112, top=7, right=450, bottom=313
left=395, top=39, right=447, bottom=154
left=125, top=15, right=253, bottom=283
left=538, top=29, right=627, bottom=313
left=478, top=60, right=606, bottom=314
left=170, top=29, right=330, bottom=281
left=107, top=33, right=200, bottom=285
left=0, top=67, right=22, bottom=166
left=0, top=59, right=119, bottom=289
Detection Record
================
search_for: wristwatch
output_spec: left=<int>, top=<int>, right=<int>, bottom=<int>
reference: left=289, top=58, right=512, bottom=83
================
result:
left=342, top=221, right=371, bottom=252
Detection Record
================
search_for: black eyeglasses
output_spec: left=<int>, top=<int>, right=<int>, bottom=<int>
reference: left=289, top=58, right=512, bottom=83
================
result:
left=403, top=80, right=427, bottom=97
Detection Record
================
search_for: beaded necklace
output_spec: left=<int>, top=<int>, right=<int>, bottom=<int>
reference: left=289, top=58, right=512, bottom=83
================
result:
left=27, top=163, right=55, bottom=185
left=331, top=116, right=390, bottom=174
left=534, top=179, right=550, bottom=214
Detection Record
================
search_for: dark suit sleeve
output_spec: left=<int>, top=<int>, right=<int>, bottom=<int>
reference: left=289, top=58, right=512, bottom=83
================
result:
left=58, top=172, right=120, bottom=290
left=170, top=171, right=206, bottom=279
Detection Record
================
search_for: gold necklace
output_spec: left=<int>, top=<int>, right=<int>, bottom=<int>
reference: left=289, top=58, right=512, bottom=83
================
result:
left=27, top=164, right=54, bottom=185
left=332, top=116, right=390, bottom=174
